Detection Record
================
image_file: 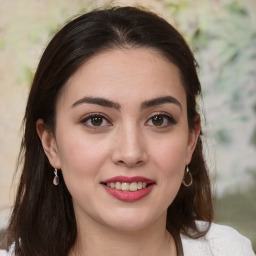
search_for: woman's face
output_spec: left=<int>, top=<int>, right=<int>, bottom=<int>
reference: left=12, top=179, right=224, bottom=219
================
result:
left=39, top=48, right=199, bottom=231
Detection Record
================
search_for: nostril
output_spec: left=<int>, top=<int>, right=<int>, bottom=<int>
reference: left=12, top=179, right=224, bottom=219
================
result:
left=116, top=159, right=145, bottom=168
left=111, top=145, right=148, bottom=167
left=136, top=160, right=145, bottom=166
left=116, top=160, right=126, bottom=166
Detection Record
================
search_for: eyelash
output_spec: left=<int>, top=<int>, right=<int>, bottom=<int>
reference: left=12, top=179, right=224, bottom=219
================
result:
left=80, top=113, right=112, bottom=129
left=145, top=112, right=177, bottom=127
left=80, top=112, right=176, bottom=129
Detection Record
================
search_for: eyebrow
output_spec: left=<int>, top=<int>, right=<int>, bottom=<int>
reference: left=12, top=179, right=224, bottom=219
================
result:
left=72, top=97, right=121, bottom=110
left=72, top=96, right=182, bottom=111
left=141, top=96, right=182, bottom=111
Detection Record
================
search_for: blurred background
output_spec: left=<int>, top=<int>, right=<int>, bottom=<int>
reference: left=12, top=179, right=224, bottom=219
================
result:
left=0, top=0, right=255, bottom=250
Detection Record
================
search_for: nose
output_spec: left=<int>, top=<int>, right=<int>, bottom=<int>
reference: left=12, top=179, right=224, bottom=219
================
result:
left=111, top=124, right=148, bottom=168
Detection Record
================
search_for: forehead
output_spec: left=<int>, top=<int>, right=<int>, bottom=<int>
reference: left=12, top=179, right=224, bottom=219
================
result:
left=58, top=48, right=186, bottom=109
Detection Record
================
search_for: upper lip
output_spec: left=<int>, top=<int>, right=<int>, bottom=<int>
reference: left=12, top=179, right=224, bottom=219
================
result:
left=101, top=176, right=155, bottom=184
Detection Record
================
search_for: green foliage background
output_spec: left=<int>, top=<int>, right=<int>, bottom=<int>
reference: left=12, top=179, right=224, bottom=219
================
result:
left=166, top=0, right=256, bottom=250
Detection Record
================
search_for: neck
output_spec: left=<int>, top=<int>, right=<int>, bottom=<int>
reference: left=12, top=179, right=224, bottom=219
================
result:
left=70, top=212, right=177, bottom=256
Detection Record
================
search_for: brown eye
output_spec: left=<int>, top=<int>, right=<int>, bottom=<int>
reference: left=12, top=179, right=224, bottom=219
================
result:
left=81, top=114, right=111, bottom=128
left=91, top=116, right=103, bottom=126
left=152, top=115, right=164, bottom=126
left=146, top=114, right=177, bottom=127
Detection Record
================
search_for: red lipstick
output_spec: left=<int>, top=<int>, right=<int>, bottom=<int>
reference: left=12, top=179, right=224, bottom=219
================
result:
left=101, top=176, right=155, bottom=202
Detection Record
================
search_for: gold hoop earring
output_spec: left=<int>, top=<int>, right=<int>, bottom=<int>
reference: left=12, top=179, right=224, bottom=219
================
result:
left=53, top=168, right=59, bottom=185
left=182, top=166, right=193, bottom=187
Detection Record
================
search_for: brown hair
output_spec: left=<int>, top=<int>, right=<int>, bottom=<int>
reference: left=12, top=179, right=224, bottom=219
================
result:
left=5, top=6, right=213, bottom=256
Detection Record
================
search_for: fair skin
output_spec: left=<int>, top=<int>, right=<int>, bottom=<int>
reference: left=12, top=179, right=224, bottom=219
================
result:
left=37, top=48, right=200, bottom=256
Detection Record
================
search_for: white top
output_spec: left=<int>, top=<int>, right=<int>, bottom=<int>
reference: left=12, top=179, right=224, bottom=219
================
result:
left=0, top=222, right=255, bottom=256
left=181, top=222, right=255, bottom=255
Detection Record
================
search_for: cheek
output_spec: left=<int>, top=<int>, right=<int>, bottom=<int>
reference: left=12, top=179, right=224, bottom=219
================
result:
left=151, top=133, right=187, bottom=189
left=56, top=136, right=109, bottom=209
left=155, top=145, right=185, bottom=208
left=55, top=131, right=110, bottom=183
left=153, top=134, right=188, bottom=169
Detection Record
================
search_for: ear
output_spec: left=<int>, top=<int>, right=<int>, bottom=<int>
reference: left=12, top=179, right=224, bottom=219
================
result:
left=185, top=115, right=201, bottom=165
left=36, top=119, right=61, bottom=169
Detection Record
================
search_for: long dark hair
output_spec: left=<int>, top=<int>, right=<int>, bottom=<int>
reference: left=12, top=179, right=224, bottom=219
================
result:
left=5, top=6, right=213, bottom=256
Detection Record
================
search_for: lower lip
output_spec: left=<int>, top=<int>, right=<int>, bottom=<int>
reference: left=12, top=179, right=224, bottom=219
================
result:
left=102, top=184, right=154, bottom=202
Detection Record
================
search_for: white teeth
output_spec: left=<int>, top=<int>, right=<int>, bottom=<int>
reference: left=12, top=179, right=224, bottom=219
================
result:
left=115, top=182, right=121, bottom=190
left=129, top=182, right=138, bottom=191
left=137, top=182, right=142, bottom=189
left=106, top=181, right=149, bottom=191
left=121, top=182, right=130, bottom=191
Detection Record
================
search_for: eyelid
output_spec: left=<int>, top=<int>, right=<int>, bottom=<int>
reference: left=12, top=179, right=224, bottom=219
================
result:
left=80, top=112, right=112, bottom=128
left=145, top=112, right=177, bottom=126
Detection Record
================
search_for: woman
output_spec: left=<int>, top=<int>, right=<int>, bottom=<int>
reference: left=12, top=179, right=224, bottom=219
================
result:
left=1, top=6, right=254, bottom=256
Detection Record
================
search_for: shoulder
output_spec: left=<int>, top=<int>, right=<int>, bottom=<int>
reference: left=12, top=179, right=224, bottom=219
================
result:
left=0, top=250, right=9, bottom=256
left=0, top=250, right=15, bottom=256
left=181, top=221, right=255, bottom=256
left=0, top=249, right=15, bottom=256
left=205, top=222, right=255, bottom=255
left=0, top=244, right=15, bottom=256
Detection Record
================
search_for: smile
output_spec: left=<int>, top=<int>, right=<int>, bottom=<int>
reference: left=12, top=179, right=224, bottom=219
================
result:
left=106, top=181, right=147, bottom=191
left=101, top=176, right=155, bottom=202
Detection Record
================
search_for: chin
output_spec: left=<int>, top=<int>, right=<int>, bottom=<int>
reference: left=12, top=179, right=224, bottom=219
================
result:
left=99, top=209, right=162, bottom=232
left=105, top=219, right=152, bottom=232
